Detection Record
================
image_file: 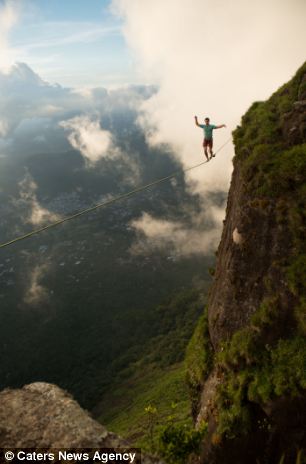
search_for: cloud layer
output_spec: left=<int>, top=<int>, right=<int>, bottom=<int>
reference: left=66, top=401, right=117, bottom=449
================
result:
left=0, top=62, right=156, bottom=163
left=130, top=203, right=225, bottom=257
left=16, top=172, right=60, bottom=225
left=24, top=263, right=49, bottom=306
left=59, top=115, right=115, bottom=164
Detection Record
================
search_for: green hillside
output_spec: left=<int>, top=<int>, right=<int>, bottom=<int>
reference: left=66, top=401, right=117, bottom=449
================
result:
left=96, top=288, right=206, bottom=451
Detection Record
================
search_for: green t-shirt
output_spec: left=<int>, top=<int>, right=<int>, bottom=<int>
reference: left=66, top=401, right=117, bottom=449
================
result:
left=199, top=124, right=216, bottom=140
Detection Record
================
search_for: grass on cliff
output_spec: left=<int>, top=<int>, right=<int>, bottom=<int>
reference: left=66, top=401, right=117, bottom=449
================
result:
left=185, top=307, right=213, bottom=417
left=216, top=297, right=306, bottom=437
left=97, top=363, right=192, bottom=450
left=234, top=61, right=306, bottom=159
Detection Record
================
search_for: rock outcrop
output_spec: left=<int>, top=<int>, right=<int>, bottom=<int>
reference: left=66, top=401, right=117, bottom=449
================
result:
left=0, top=382, right=163, bottom=464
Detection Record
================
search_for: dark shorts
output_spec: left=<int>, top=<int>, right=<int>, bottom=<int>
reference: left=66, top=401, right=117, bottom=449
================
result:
left=203, top=138, right=213, bottom=148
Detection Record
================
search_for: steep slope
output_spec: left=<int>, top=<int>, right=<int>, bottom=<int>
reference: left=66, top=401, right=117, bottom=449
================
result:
left=95, top=289, right=206, bottom=450
left=188, top=62, right=306, bottom=463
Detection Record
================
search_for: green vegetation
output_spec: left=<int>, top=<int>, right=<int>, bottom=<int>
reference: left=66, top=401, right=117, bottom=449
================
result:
left=217, top=332, right=306, bottom=436
left=234, top=62, right=306, bottom=202
left=234, top=62, right=306, bottom=158
left=157, top=420, right=207, bottom=464
left=212, top=62, right=306, bottom=439
left=185, top=308, right=213, bottom=416
left=97, top=288, right=207, bottom=452
left=98, top=364, right=192, bottom=449
left=277, top=450, right=306, bottom=464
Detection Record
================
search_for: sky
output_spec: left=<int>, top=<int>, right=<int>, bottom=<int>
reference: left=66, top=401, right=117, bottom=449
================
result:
left=2, top=0, right=134, bottom=87
left=0, top=0, right=306, bottom=196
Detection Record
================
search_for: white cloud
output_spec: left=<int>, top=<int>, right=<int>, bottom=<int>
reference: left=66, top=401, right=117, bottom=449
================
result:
left=130, top=204, right=225, bottom=257
left=17, top=173, right=60, bottom=225
left=59, top=115, right=116, bottom=164
left=0, top=119, right=8, bottom=137
left=24, top=264, right=49, bottom=306
left=113, top=0, right=306, bottom=195
left=0, top=0, right=19, bottom=72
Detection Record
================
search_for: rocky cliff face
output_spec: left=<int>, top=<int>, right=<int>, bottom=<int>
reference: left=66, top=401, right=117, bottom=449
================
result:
left=192, top=63, right=306, bottom=463
left=0, top=383, right=163, bottom=464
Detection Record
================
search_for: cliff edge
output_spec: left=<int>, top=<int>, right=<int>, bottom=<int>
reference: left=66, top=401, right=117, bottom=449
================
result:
left=188, top=62, right=306, bottom=463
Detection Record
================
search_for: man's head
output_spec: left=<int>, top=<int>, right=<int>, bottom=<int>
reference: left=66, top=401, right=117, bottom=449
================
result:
left=205, top=117, right=210, bottom=125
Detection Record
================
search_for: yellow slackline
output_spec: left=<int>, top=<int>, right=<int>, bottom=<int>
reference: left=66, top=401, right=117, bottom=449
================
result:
left=0, top=138, right=231, bottom=250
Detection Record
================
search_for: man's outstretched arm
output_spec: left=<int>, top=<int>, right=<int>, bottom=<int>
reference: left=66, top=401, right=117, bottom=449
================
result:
left=194, top=115, right=201, bottom=127
left=215, top=124, right=226, bottom=129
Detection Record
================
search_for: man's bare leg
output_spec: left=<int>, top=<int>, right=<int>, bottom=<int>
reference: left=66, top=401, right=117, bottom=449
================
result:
left=204, top=147, right=209, bottom=161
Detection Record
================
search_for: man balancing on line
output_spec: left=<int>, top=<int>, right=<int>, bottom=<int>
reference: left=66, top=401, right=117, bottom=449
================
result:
left=194, top=116, right=226, bottom=161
